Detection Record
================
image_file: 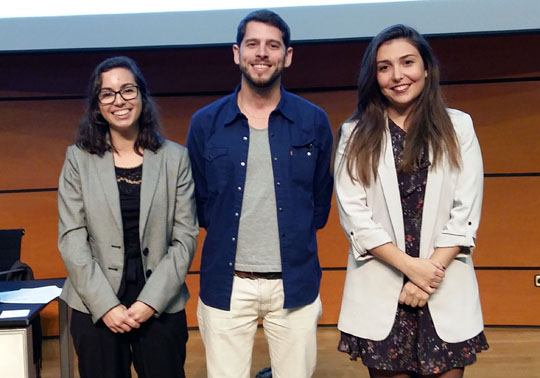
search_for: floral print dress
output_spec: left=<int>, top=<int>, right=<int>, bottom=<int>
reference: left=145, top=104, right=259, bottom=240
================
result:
left=338, top=120, right=489, bottom=375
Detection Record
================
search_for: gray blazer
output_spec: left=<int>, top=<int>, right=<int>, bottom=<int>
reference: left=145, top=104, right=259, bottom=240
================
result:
left=58, top=140, right=198, bottom=323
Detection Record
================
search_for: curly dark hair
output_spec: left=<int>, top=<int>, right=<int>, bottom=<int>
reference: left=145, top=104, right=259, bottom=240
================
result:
left=76, top=56, right=163, bottom=156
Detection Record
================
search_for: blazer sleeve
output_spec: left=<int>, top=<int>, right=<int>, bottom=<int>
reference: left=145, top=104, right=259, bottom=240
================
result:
left=434, top=111, right=484, bottom=252
left=57, top=146, right=120, bottom=321
left=137, top=148, right=199, bottom=314
left=334, top=122, right=393, bottom=260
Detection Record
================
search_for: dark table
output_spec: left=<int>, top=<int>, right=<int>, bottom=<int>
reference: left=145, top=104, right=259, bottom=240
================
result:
left=0, top=278, right=73, bottom=378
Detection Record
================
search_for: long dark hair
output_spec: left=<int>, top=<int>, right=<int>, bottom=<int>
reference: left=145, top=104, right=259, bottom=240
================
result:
left=344, top=24, right=460, bottom=185
left=76, top=56, right=163, bottom=156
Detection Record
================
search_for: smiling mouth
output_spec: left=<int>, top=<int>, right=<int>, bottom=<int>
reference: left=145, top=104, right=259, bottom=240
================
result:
left=252, top=63, right=271, bottom=70
left=113, top=109, right=130, bottom=116
left=392, top=84, right=410, bottom=91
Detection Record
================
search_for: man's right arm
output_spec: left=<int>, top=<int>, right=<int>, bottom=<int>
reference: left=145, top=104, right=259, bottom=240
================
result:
left=187, top=115, right=209, bottom=228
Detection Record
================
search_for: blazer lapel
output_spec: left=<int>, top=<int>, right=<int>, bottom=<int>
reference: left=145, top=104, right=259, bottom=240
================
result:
left=139, top=148, right=162, bottom=237
left=420, top=152, right=444, bottom=258
left=92, top=151, right=123, bottom=232
left=378, top=128, right=405, bottom=250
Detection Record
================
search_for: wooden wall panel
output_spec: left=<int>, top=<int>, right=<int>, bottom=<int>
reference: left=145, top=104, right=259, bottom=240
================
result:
left=474, top=178, right=540, bottom=267
left=0, top=192, right=64, bottom=278
left=2, top=31, right=540, bottom=335
left=443, top=82, right=540, bottom=173
left=477, top=270, right=540, bottom=326
left=0, top=100, right=80, bottom=190
left=317, top=196, right=350, bottom=268
left=319, top=270, right=346, bottom=325
left=185, top=274, right=201, bottom=328
left=2, top=33, right=539, bottom=98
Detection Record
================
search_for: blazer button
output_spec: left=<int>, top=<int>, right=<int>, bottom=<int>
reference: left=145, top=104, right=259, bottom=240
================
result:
left=143, top=248, right=149, bottom=256
left=146, top=269, right=152, bottom=278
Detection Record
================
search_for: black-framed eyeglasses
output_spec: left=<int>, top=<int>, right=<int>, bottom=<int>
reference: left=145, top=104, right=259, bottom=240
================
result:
left=97, top=85, right=139, bottom=104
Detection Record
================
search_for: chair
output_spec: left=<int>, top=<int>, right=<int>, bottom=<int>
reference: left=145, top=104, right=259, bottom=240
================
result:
left=0, top=228, right=42, bottom=376
left=0, top=228, right=25, bottom=280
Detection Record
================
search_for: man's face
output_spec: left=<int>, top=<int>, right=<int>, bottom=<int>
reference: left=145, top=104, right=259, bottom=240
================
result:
left=233, top=21, right=293, bottom=89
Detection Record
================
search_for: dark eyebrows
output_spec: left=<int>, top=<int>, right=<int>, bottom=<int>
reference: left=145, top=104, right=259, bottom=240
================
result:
left=401, top=53, right=418, bottom=60
left=100, top=83, right=137, bottom=91
left=243, top=38, right=283, bottom=46
left=376, top=53, right=419, bottom=65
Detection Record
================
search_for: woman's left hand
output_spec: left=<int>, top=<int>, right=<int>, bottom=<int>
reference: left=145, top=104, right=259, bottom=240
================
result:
left=399, top=281, right=430, bottom=307
left=127, top=301, right=156, bottom=324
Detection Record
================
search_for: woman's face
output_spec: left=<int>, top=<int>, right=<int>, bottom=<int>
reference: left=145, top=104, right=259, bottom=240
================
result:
left=376, top=38, right=427, bottom=116
left=97, top=67, right=142, bottom=135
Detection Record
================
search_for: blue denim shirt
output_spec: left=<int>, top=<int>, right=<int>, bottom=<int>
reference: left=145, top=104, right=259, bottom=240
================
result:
left=187, top=86, right=333, bottom=310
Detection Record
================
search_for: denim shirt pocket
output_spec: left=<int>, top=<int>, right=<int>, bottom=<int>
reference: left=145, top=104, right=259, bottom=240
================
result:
left=203, top=147, right=230, bottom=193
left=290, top=134, right=318, bottom=188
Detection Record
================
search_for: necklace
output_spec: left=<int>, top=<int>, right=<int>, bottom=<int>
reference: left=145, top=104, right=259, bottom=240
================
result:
left=237, top=97, right=270, bottom=120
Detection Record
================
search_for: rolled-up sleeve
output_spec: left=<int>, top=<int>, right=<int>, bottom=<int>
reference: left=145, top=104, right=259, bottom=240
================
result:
left=334, top=122, right=392, bottom=260
left=434, top=111, right=484, bottom=252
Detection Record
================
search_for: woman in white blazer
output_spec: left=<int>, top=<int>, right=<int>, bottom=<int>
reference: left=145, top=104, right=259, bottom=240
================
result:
left=58, top=56, right=198, bottom=378
left=335, top=25, right=488, bottom=377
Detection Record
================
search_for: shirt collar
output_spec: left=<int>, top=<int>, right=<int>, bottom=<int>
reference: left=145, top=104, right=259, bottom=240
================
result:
left=223, top=84, right=296, bottom=126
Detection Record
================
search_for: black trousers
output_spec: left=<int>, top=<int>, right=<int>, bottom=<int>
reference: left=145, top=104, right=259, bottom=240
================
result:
left=71, top=308, right=188, bottom=378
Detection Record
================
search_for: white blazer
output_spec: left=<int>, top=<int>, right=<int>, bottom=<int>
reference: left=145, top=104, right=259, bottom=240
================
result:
left=335, top=109, right=485, bottom=343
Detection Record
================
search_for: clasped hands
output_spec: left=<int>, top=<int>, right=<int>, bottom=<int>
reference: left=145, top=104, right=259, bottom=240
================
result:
left=399, top=258, right=445, bottom=308
left=102, top=300, right=156, bottom=333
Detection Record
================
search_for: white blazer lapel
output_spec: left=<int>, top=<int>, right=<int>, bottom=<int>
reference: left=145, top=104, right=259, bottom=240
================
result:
left=420, top=153, right=444, bottom=258
left=92, top=151, right=123, bottom=232
left=139, top=148, right=162, bottom=238
left=378, top=128, right=406, bottom=251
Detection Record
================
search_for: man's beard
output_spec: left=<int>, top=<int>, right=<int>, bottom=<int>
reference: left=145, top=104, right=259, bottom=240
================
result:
left=240, top=63, right=283, bottom=89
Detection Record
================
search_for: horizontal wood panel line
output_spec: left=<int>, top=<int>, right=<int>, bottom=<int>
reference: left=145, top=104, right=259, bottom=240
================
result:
left=187, top=267, right=540, bottom=274
left=475, top=266, right=540, bottom=271
left=485, top=173, right=540, bottom=177
left=484, top=324, right=540, bottom=328
left=2, top=76, right=540, bottom=102
left=0, top=95, right=84, bottom=102
left=3, top=173, right=539, bottom=194
left=0, top=188, right=58, bottom=194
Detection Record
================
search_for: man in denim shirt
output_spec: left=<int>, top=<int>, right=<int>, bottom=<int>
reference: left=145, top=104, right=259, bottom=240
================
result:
left=187, top=9, right=333, bottom=378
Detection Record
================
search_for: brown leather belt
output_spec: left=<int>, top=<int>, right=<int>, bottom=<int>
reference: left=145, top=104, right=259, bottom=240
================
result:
left=234, top=270, right=282, bottom=280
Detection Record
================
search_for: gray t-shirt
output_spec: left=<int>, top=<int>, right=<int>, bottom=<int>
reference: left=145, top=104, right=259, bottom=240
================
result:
left=234, top=126, right=282, bottom=272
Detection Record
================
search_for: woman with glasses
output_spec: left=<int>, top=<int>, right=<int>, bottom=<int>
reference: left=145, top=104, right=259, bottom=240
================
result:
left=334, top=25, right=488, bottom=377
left=58, top=56, right=198, bottom=378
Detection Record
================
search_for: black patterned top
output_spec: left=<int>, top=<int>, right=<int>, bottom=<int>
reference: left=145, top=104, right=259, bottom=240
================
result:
left=115, top=164, right=143, bottom=302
